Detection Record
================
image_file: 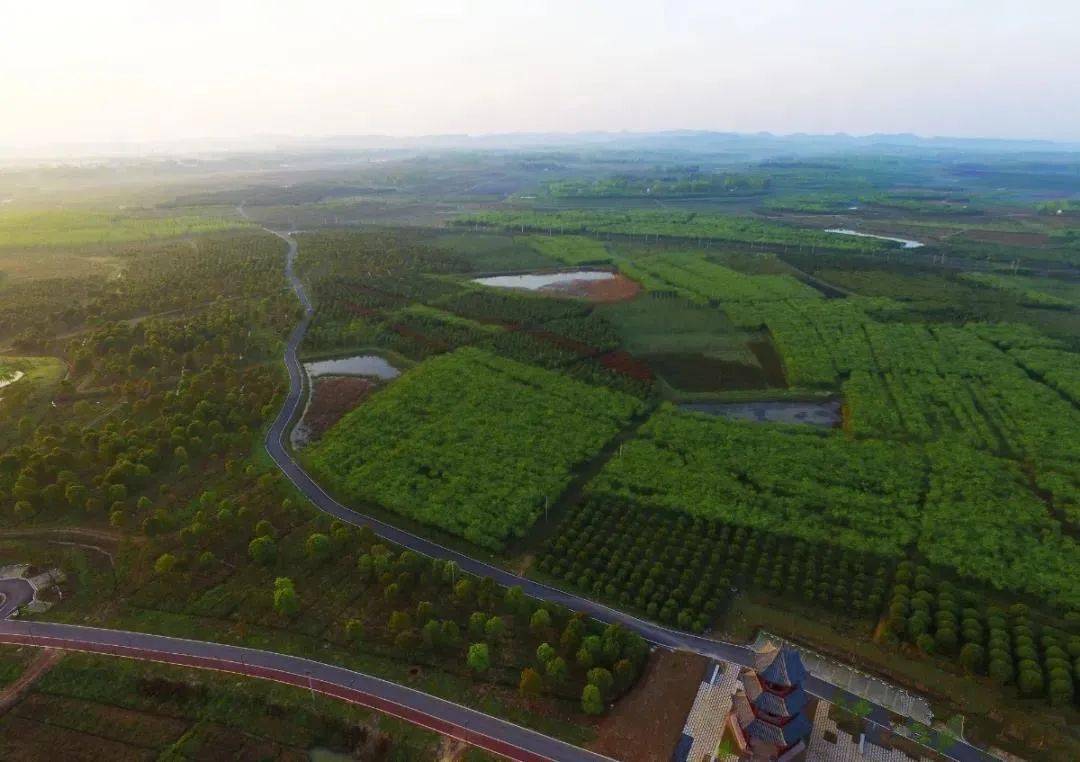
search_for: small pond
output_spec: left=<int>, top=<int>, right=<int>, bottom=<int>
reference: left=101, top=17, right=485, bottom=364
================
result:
left=681, top=399, right=842, bottom=427
left=304, top=355, right=400, bottom=380
left=824, top=228, right=924, bottom=249
left=472, top=270, right=616, bottom=291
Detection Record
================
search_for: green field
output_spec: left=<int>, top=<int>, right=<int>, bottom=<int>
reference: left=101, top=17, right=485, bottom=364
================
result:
left=307, top=347, right=643, bottom=548
left=455, top=209, right=895, bottom=253
left=0, top=210, right=247, bottom=249
left=523, top=235, right=614, bottom=265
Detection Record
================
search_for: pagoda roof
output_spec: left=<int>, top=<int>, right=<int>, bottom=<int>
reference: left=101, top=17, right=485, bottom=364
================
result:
left=753, top=645, right=807, bottom=688
left=755, top=685, right=808, bottom=717
left=745, top=711, right=812, bottom=749
left=742, top=670, right=809, bottom=718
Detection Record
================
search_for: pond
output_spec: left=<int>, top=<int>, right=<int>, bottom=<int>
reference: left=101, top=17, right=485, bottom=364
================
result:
left=304, top=355, right=400, bottom=380
left=824, top=228, right=924, bottom=249
left=680, top=399, right=841, bottom=427
left=472, top=270, right=616, bottom=291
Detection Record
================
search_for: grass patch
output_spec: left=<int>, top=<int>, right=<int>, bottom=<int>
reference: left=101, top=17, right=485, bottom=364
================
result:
left=0, top=210, right=246, bottom=250
left=432, top=232, right=558, bottom=272
left=598, top=296, right=758, bottom=361
left=523, top=235, right=613, bottom=265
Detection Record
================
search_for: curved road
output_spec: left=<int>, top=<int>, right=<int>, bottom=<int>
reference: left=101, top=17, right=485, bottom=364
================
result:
left=263, top=231, right=997, bottom=762
left=0, top=618, right=610, bottom=762
left=0, top=578, right=34, bottom=619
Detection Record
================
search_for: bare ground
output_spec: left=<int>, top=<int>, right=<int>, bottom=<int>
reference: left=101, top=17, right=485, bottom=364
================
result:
left=542, top=273, right=642, bottom=303
left=304, top=376, right=378, bottom=439
left=589, top=648, right=709, bottom=762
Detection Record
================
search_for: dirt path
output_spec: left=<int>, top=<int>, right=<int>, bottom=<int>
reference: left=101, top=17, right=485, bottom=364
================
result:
left=0, top=649, right=64, bottom=716
left=0, top=527, right=124, bottom=547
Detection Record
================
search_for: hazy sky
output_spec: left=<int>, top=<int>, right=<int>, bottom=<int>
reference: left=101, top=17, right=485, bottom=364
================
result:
left=3, top=1, right=1078, bottom=148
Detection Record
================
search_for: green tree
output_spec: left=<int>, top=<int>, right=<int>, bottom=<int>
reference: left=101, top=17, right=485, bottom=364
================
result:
left=388, top=610, right=413, bottom=634
left=273, top=577, right=300, bottom=617
left=959, top=643, right=985, bottom=674
left=530, top=608, right=552, bottom=638
left=248, top=535, right=277, bottom=565
left=581, top=684, right=604, bottom=715
left=154, top=553, right=177, bottom=575
left=519, top=667, right=543, bottom=698
left=484, top=615, right=506, bottom=642
left=587, top=667, right=614, bottom=700
left=394, top=629, right=420, bottom=654
left=613, top=658, right=635, bottom=693
left=468, top=611, right=488, bottom=638
left=346, top=619, right=365, bottom=643
left=255, top=519, right=275, bottom=538
left=453, top=578, right=475, bottom=606
left=421, top=619, right=443, bottom=650
left=545, top=655, right=568, bottom=685
left=504, top=585, right=526, bottom=615
left=536, top=642, right=556, bottom=665
left=467, top=643, right=490, bottom=675
left=305, top=532, right=331, bottom=563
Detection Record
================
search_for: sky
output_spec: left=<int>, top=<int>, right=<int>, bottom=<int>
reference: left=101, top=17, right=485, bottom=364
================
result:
left=2, top=1, right=1078, bottom=150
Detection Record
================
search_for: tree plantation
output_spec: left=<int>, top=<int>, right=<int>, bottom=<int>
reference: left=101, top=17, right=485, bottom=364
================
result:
left=3, top=139, right=1079, bottom=760
left=306, top=348, right=643, bottom=549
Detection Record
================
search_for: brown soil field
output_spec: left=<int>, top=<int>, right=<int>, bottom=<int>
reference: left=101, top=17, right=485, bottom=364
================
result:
left=589, top=648, right=709, bottom=762
left=543, top=273, right=641, bottom=303
left=961, top=229, right=1051, bottom=246
left=598, top=351, right=654, bottom=381
left=0, top=715, right=152, bottom=762
left=305, top=376, right=378, bottom=439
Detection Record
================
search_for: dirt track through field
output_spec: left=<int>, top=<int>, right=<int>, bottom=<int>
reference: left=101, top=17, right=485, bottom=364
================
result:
left=0, top=649, right=64, bottom=716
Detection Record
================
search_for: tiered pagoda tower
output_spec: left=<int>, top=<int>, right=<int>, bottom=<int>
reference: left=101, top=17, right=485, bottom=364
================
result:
left=728, top=644, right=812, bottom=760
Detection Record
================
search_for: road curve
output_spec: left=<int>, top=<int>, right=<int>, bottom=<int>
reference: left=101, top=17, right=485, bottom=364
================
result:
left=0, top=578, right=34, bottom=619
left=262, top=231, right=997, bottom=762
left=0, top=619, right=611, bottom=762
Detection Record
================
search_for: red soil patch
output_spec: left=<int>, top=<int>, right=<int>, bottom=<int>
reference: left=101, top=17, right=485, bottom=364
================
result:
left=304, top=376, right=378, bottom=439
left=345, top=302, right=382, bottom=318
left=961, top=229, right=1051, bottom=247
left=525, top=329, right=595, bottom=356
left=390, top=323, right=449, bottom=351
left=599, top=350, right=654, bottom=381
left=543, top=273, right=642, bottom=303
left=589, top=648, right=709, bottom=761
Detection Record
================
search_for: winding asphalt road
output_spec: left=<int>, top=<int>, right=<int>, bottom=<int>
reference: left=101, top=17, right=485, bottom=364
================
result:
left=0, top=618, right=611, bottom=762
left=262, top=231, right=998, bottom=762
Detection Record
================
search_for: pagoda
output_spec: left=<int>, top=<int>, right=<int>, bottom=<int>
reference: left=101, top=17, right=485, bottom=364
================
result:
left=727, top=644, right=812, bottom=760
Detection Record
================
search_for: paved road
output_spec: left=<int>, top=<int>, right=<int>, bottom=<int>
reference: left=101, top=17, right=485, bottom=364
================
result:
left=262, top=231, right=998, bottom=762
left=0, top=619, right=610, bottom=762
left=0, top=578, right=34, bottom=619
